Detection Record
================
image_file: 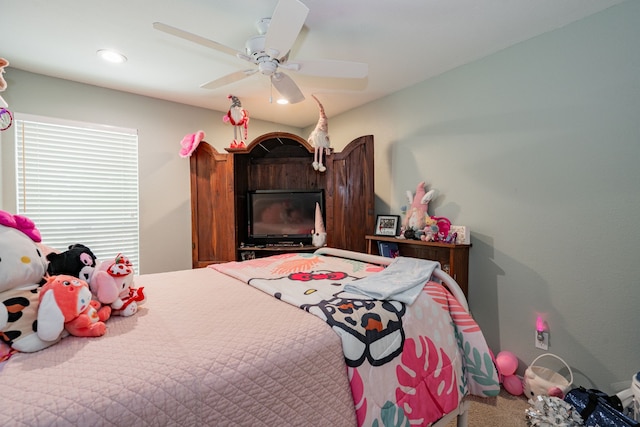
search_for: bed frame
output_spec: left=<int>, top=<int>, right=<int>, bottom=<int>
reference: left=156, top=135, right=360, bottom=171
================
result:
left=314, top=247, right=470, bottom=312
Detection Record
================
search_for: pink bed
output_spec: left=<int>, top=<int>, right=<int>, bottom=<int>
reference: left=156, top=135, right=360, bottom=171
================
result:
left=0, top=248, right=499, bottom=426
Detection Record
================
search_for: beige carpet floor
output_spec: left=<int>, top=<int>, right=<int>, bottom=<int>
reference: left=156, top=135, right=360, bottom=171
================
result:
left=445, top=388, right=531, bottom=426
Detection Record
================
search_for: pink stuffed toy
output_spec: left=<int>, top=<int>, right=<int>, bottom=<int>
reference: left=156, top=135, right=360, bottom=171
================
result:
left=422, top=215, right=452, bottom=242
left=90, top=254, right=145, bottom=317
left=401, top=181, right=453, bottom=242
left=179, top=130, right=205, bottom=158
left=37, top=275, right=111, bottom=341
left=402, top=181, right=436, bottom=232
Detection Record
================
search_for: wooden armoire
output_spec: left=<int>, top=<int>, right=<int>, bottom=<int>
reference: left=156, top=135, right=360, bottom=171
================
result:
left=189, top=132, right=375, bottom=268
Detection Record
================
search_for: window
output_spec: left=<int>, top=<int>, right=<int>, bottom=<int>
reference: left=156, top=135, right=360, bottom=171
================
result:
left=15, top=114, right=140, bottom=270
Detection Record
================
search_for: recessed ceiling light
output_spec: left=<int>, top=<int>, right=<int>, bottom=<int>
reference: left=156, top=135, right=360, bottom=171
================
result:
left=97, top=49, right=127, bottom=64
left=276, top=98, right=289, bottom=105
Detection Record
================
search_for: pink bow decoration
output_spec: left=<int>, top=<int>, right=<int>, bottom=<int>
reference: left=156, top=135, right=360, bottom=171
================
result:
left=107, top=253, right=133, bottom=277
left=0, top=209, right=42, bottom=242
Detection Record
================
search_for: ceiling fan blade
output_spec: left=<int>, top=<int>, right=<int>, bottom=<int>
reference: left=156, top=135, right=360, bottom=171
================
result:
left=200, top=69, right=257, bottom=90
left=263, top=0, right=309, bottom=59
left=271, top=72, right=305, bottom=104
left=291, top=59, right=369, bottom=79
left=153, top=22, right=242, bottom=57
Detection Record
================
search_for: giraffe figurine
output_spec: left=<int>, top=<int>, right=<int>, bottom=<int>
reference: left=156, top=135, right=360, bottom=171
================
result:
left=308, top=94, right=331, bottom=172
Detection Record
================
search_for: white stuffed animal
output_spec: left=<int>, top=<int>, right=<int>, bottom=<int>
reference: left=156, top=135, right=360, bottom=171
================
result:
left=0, top=210, right=60, bottom=352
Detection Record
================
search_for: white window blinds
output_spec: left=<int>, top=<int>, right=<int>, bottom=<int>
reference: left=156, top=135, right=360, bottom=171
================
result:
left=15, top=114, right=140, bottom=270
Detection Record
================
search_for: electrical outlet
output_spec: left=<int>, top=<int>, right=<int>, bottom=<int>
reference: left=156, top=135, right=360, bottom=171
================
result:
left=535, top=331, right=549, bottom=350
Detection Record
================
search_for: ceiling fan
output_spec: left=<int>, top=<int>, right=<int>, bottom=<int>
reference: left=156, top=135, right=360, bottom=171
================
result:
left=153, top=0, right=368, bottom=104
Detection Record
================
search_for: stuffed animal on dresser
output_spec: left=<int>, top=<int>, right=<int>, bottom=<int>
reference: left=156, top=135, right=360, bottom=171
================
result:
left=401, top=181, right=452, bottom=242
left=47, top=243, right=97, bottom=282
left=90, top=254, right=146, bottom=317
left=37, top=275, right=110, bottom=341
left=402, top=181, right=436, bottom=234
left=0, top=210, right=60, bottom=353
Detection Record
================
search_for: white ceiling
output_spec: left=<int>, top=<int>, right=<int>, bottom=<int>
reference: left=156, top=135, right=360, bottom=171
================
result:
left=0, top=0, right=625, bottom=128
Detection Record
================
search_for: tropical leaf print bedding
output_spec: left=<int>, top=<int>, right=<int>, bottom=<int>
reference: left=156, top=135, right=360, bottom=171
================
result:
left=211, top=253, right=499, bottom=426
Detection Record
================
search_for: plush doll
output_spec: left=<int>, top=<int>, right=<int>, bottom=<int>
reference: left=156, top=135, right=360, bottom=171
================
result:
left=90, top=254, right=145, bottom=317
left=421, top=215, right=452, bottom=242
left=0, top=209, right=60, bottom=353
left=308, top=95, right=331, bottom=172
left=223, top=94, right=249, bottom=149
left=47, top=243, right=97, bottom=282
left=402, top=181, right=436, bottom=233
left=37, top=275, right=110, bottom=341
left=401, top=181, right=454, bottom=242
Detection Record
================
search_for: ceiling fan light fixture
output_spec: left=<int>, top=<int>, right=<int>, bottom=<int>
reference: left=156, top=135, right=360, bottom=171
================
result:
left=153, top=0, right=367, bottom=108
left=97, top=49, right=127, bottom=64
left=258, top=60, right=277, bottom=75
left=276, top=98, right=289, bottom=105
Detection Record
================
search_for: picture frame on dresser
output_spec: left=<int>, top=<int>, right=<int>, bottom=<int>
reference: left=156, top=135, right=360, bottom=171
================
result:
left=374, top=215, right=401, bottom=236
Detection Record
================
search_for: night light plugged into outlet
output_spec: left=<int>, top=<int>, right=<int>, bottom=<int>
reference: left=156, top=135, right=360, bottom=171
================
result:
left=535, top=316, right=549, bottom=350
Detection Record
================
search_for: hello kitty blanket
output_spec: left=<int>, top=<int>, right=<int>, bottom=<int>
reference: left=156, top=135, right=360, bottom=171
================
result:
left=211, top=253, right=500, bottom=426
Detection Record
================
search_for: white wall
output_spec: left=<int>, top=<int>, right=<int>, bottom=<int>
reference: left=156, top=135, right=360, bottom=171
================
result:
left=309, top=1, right=640, bottom=393
left=0, top=70, right=300, bottom=274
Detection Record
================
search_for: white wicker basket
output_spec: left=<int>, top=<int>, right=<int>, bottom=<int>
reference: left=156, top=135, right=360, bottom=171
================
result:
left=523, top=353, right=573, bottom=398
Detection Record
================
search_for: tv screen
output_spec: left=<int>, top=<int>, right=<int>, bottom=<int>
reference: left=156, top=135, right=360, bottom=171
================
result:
left=247, top=189, right=324, bottom=245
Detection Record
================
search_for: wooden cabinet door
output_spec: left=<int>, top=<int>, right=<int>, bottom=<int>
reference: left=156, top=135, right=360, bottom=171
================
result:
left=190, top=142, right=236, bottom=267
left=325, top=135, right=375, bottom=253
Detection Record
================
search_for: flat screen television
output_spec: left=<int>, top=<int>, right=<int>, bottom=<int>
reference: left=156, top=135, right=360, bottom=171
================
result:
left=247, top=189, right=324, bottom=245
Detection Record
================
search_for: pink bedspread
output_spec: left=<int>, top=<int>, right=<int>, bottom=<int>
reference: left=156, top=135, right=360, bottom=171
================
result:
left=0, top=267, right=356, bottom=426
left=212, top=253, right=500, bottom=427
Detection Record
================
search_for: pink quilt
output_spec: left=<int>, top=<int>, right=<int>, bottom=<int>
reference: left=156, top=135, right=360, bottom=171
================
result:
left=0, top=267, right=357, bottom=426
left=212, top=253, right=500, bottom=427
